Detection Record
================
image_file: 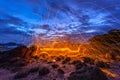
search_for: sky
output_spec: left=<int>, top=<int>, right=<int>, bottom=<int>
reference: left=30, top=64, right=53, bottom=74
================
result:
left=0, top=0, right=120, bottom=44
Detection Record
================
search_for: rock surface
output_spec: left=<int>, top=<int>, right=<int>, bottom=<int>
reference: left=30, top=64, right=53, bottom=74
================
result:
left=68, top=66, right=108, bottom=80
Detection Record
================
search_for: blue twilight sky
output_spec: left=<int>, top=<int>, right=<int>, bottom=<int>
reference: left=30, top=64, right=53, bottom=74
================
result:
left=0, top=0, right=120, bottom=43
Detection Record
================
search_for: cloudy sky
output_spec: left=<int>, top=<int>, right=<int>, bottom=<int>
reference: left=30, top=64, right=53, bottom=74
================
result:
left=0, top=0, right=120, bottom=43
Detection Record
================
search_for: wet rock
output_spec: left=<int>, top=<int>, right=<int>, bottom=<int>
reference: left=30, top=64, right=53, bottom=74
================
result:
left=57, top=68, right=65, bottom=74
left=29, top=67, right=39, bottom=73
left=68, top=66, right=108, bottom=80
left=14, top=70, right=29, bottom=79
left=52, top=64, right=59, bottom=69
left=95, top=61, right=110, bottom=68
left=39, top=67, right=50, bottom=76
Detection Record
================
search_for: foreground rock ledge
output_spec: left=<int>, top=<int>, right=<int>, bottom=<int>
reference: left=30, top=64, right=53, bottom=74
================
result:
left=68, top=66, right=108, bottom=80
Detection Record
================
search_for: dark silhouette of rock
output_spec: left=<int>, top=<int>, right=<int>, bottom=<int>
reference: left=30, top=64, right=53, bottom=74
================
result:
left=55, top=57, right=62, bottom=62
left=9, top=45, right=32, bottom=58
left=82, top=57, right=94, bottom=64
left=14, top=70, right=29, bottom=79
left=62, top=57, right=71, bottom=64
left=55, top=55, right=64, bottom=62
left=0, top=46, right=33, bottom=67
left=71, top=60, right=81, bottom=65
left=75, top=62, right=87, bottom=70
left=57, top=68, right=65, bottom=74
left=95, top=61, right=110, bottom=68
left=39, top=67, right=50, bottom=76
left=12, top=59, right=28, bottom=67
left=71, top=60, right=87, bottom=70
left=89, top=30, right=120, bottom=55
left=29, top=67, right=39, bottom=73
left=52, top=64, right=59, bottom=69
left=68, top=66, right=108, bottom=80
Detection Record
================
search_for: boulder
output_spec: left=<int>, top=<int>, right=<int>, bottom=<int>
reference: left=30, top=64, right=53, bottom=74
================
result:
left=52, top=64, right=59, bottom=69
left=95, top=61, right=110, bottom=68
left=68, top=66, right=108, bottom=80
left=14, top=70, right=29, bottom=79
left=29, top=67, right=39, bottom=73
left=81, top=57, right=94, bottom=64
left=71, top=60, right=87, bottom=70
left=9, top=45, right=32, bottom=58
left=39, top=67, right=50, bottom=76
left=62, top=57, right=71, bottom=64
left=55, top=55, right=64, bottom=62
left=0, top=46, right=32, bottom=67
left=57, top=68, right=65, bottom=74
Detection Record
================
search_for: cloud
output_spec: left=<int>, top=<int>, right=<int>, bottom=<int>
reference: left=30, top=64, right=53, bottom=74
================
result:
left=0, top=0, right=120, bottom=43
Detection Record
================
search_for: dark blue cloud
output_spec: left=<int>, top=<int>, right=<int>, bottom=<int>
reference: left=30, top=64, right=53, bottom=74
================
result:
left=0, top=0, right=120, bottom=43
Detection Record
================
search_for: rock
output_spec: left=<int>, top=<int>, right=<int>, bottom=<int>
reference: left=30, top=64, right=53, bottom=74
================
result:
left=39, top=53, right=48, bottom=60
left=0, top=46, right=32, bottom=64
left=105, top=53, right=112, bottom=59
left=9, top=46, right=29, bottom=58
left=75, top=62, right=87, bottom=70
left=32, top=55, right=39, bottom=60
left=71, top=60, right=82, bottom=65
left=52, top=64, right=59, bottom=69
left=57, top=68, right=65, bottom=74
left=55, top=57, right=62, bottom=62
left=14, top=71, right=29, bottom=79
left=39, top=67, right=50, bottom=76
left=71, top=60, right=87, bottom=70
left=0, top=46, right=33, bottom=68
left=105, top=53, right=117, bottom=60
left=82, top=57, right=94, bottom=64
left=12, top=59, right=28, bottom=67
left=68, top=66, right=108, bottom=80
left=29, top=67, right=39, bottom=73
left=62, top=57, right=71, bottom=64
left=55, top=55, right=64, bottom=62
left=95, top=61, right=110, bottom=68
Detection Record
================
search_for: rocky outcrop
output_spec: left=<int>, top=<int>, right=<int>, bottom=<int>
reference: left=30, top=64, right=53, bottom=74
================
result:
left=0, top=46, right=33, bottom=67
left=89, top=30, right=120, bottom=57
left=68, top=66, right=108, bottom=80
